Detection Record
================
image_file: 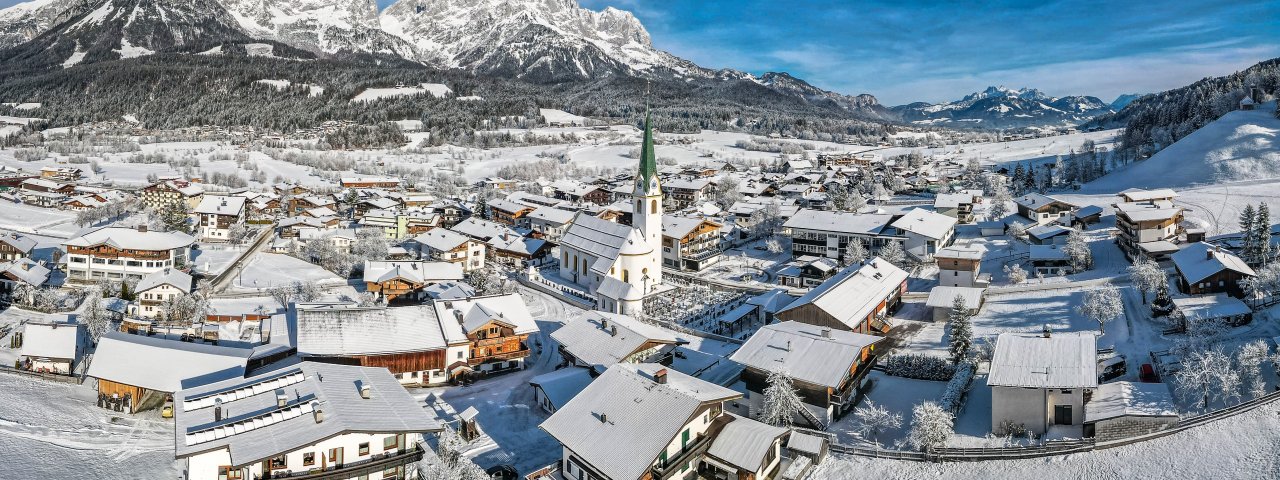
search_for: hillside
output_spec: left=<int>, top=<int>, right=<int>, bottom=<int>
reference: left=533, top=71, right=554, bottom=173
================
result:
left=1084, top=101, right=1280, bottom=191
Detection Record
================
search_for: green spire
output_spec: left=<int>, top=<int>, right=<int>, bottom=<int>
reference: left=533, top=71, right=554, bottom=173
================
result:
left=637, top=107, right=658, bottom=188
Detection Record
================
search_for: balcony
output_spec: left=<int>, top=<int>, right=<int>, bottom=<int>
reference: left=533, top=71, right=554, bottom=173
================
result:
left=467, top=349, right=531, bottom=366
left=681, top=247, right=722, bottom=262
left=263, top=444, right=423, bottom=480
left=650, top=415, right=732, bottom=479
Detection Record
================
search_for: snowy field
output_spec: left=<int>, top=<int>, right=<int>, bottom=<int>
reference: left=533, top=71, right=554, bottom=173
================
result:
left=232, top=253, right=343, bottom=289
left=190, top=245, right=246, bottom=277
left=0, top=202, right=78, bottom=237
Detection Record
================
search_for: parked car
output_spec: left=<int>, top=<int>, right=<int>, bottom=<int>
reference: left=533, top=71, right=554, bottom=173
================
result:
left=1098, top=355, right=1127, bottom=382
left=1139, top=363, right=1159, bottom=383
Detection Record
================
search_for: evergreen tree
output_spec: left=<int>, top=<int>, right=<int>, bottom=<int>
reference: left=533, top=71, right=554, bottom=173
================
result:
left=1240, top=204, right=1257, bottom=263
left=759, top=370, right=805, bottom=428
left=1255, top=203, right=1272, bottom=265
left=948, top=295, right=973, bottom=364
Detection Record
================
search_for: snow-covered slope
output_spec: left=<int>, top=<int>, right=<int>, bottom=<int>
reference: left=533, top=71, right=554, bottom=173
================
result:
left=894, top=85, right=1115, bottom=128
left=0, top=0, right=83, bottom=48
left=1086, top=102, right=1280, bottom=191
left=219, top=0, right=415, bottom=57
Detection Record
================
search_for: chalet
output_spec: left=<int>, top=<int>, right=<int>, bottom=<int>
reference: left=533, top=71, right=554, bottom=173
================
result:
left=20, top=177, right=74, bottom=194
left=1014, top=193, right=1076, bottom=226
left=1117, top=188, right=1178, bottom=204
left=925, top=286, right=985, bottom=322
left=298, top=228, right=358, bottom=255
left=988, top=331, right=1097, bottom=435
left=86, top=331, right=251, bottom=414
left=529, top=367, right=594, bottom=414
left=701, top=413, right=789, bottom=480
left=140, top=180, right=204, bottom=211
left=0, top=232, right=37, bottom=261
left=1114, top=201, right=1184, bottom=260
left=889, top=208, right=957, bottom=260
left=0, top=258, right=50, bottom=300
left=62, top=194, right=107, bottom=211
left=277, top=216, right=330, bottom=238
left=1171, top=243, right=1255, bottom=297
left=775, top=258, right=908, bottom=334
left=18, top=321, right=85, bottom=375
left=173, top=362, right=442, bottom=480
left=1171, top=294, right=1253, bottom=327
left=244, top=196, right=282, bottom=221
left=935, top=245, right=988, bottom=288
left=662, top=216, right=724, bottom=271
left=432, top=201, right=472, bottom=227
left=39, top=165, right=83, bottom=181
left=291, top=303, right=451, bottom=386
left=487, top=233, right=552, bottom=267
left=664, top=177, right=714, bottom=210
left=129, top=268, right=193, bottom=319
left=272, top=182, right=310, bottom=196
left=539, top=363, right=749, bottom=480
left=362, top=260, right=463, bottom=302
left=731, top=321, right=885, bottom=428
left=934, top=192, right=980, bottom=223
left=526, top=207, right=577, bottom=243
left=784, top=159, right=814, bottom=172
left=433, top=293, right=539, bottom=377
left=488, top=198, right=536, bottom=226
left=1030, top=244, right=1072, bottom=276
left=62, top=226, right=195, bottom=284
left=480, top=177, right=518, bottom=190
left=193, top=195, right=247, bottom=242
left=340, top=176, right=400, bottom=189
left=290, top=195, right=337, bottom=215
left=410, top=228, right=486, bottom=272
left=783, top=209, right=897, bottom=260
left=776, top=256, right=840, bottom=288
left=550, top=311, right=681, bottom=372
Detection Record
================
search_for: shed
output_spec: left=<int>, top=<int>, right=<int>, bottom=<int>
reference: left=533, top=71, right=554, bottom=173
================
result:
left=18, top=322, right=85, bottom=375
left=1083, top=381, right=1178, bottom=440
left=87, top=331, right=251, bottom=414
left=925, top=286, right=986, bottom=322
left=458, top=406, right=482, bottom=440
left=1171, top=294, right=1253, bottom=326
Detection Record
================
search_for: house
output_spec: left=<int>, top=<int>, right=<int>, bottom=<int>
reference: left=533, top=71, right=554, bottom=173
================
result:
left=889, top=208, right=957, bottom=260
left=550, top=311, right=681, bottom=372
left=0, top=258, right=50, bottom=299
left=299, top=228, right=358, bottom=255
left=526, top=206, right=576, bottom=243
left=193, top=195, right=247, bottom=242
left=530, top=367, right=594, bottom=414
left=775, top=258, right=908, bottom=334
left=410, top=228, right=486, bottom=272
left=86, top=331, right=251, bottom=414
left=776, top=256, right=840, bottom=288
left=277, top=216, right=329, bottom=238
left=1030, top=244, right=1072, bottom=276
left=140, top=180, right=204, bottom=211
left=362, top=260, right=464, bottom=302
left=662, top=216, right=724, bottom=271
left=290, top=195, right=337, bottom=215
left=39, top=165, right=82, bottom=181
left=934, top=192, right=979, bottom=223
left=487, top=233, right=552, bottom=267
left=291, top=303, right=452, bottom=386
left=340, top=176, right=400, bottom=189
left=1070, top=205, right=1105, bottom=228
left=1171, top=294, right=1253, bottom=327
left=129, top=268, right=194, bottom=319
left=925, top=286, right=985, bottom=322
left=1114, top=201, right=1184, bottom=260
left=1117, top=188, right=1178, bottom=204
left=432, top=293, right=539, bottom=377
left=1026, top=224, right=1073, bottom=245
left=0, top=232, right=37, bottom=261
left=488, top=198, right=535, bottom=226
left=272, top=182, right=310, bottom=196
left=702, top=413, right=789, bottom=480
left=935, top=245, right=988, bottom=288
left=731, top=321, right=885, bottom=428
left=62, top=226, right=195, bottom=284
left=1171, top=242, right=1256, bottom=297
left=664, top=177, right=714, bottom=210
left=18, top=321, right=85, bottom=375
left=1083, top=381, right=1178, bottom=440
left=987, top=331, right=1097, bottom=435
left=539, top=363, right=744, bottom=480
left=1014, top=193, right=1076, bottom=226
left=783, top=209, right=897, bottom=260
left=173, top=362, right=442, bottom=480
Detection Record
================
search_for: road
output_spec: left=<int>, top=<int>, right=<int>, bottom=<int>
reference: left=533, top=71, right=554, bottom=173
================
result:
left=207, top=226, right=276, bottom=294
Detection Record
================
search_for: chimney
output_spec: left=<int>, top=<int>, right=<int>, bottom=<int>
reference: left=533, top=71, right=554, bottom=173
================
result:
left=360, top=382, right=372, bottom=399
left=312, top=402, right=324, bottom=423
left=785, top=340, right=792, bottom=351
left=653, top=368, right=668, bottom=384
left=820, top=328, right=831, bottom=338
left=610, top=325, right=617, bottom=336
left=1207, top=247, right=1215, bottom=260
left=275, top=389, right=287, bottom=408
left=214, top=398, right=224, bottom=421
left=1042, top=324, right=1052, bottom=338
left=599, top=413, right=608, bottom=424
left=137, top=224, right=147, bottom=233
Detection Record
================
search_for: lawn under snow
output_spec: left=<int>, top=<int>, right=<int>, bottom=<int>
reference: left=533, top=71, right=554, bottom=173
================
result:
left=254, top=79, right=325, bottom=97
left=351, top=83, right=453, bottom=103
left=233, top=253, right=343, bottom=289
left=0, top=201, right=78, bottom=237
left=538, top=108, right=586, bottom=126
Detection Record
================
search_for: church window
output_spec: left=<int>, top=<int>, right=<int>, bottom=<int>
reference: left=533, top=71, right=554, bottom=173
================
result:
left=623, top=270, right=630, bottom=282
left=651, top=200, right=658, bottom=214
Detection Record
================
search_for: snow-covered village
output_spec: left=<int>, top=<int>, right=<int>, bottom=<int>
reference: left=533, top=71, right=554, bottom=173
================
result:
left=0, top=0, right=1278, bottom=479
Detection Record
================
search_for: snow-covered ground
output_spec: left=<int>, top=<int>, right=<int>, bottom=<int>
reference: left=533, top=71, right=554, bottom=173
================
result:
left=351, top=83, right=453, bottom=103
left=190, top=245, right=246, bottom=277
left=232, top=253, right=343, bottom=289
left=0, top=202, right=78, bottom=237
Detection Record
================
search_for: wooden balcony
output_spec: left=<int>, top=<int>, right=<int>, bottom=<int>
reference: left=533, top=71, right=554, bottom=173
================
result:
left=467, top=349, right=531, bottom=366
left=263, top=444, right=422, bottom=480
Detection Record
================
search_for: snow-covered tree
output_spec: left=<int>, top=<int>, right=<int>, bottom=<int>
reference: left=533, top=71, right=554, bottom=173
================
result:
left=80, top=287, right=111, bottom=343
left=842, top=238, right=869, bottom=266
left=1236, top=339, right=1270, bottom=400
left=1127, top=255, right=1166, bottom=304
left=1007, top=221, right=1027, bottom=240
left=759, top=369, right=805, bottom=428
left=711, top=176, right=742, bottom=209
left=1063, top=230, right=1093, bottom=272
left=878, top=241, right=905, bottom=267
left=352, top=229, right=390, bottom=262
left=986, top=176, right=1011, bottom=220
left=1077, top=284, right=1123, bottom=335
left=907, top=401, right=953, bottom=451
left=1003, top=263, right=1027, bottom=284
left=419, top=425, right=489, bottom=480
left=160, top=291, right=211, bottom=325
left=948, top=295, right=973, bottom=364
left=1174, top=348, right=1240, bottom=410
left=1254, top=203, right=1273, bottom=265
left=852, top=400, right=902, bottom=444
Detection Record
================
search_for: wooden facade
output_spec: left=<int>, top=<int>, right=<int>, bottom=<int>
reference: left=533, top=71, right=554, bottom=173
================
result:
left=465, top=320, right=531, bottom=367
left=316, top=350, right=447, bottom=375
left=776, top=281, right=904, bottom=334
left=1178, top=268, right=1251, bottom=297
left=67, top=244, right=171, bottom=260
left=96, top=379, right=149, bottom=414
left=366, top=277, right=423, bottom=301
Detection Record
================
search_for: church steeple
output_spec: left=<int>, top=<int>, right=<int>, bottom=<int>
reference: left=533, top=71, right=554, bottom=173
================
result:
left=636, top=108, right=659, bottom=192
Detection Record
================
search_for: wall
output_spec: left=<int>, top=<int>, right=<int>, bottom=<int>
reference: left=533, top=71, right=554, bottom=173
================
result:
left=1093, top=416, right=1177, bottom=441
left=186, top=432, right=417, bottom=480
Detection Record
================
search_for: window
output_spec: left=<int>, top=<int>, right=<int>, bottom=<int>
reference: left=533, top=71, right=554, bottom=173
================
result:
left=303, top=453, right=315, bottom=466
left=217, top=466, right=242, bottom=480
left=359, top=442, right=370, bottom=456
left=622, top=270, right=629, bottom=282
left=269, top=456, right=287, bottom=469
left=651, top=199, right=658, bottom=213
left=457, top=351, right=464, bottom=359
left=384, top=435, right=400, bottom=451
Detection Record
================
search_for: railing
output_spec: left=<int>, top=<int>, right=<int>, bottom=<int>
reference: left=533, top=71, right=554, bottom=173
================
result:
left=524, top=463, right=560, bottom=480
left=651, top=430, right=718, bottom=479
left=467, top=349, right=531, bottom=366
left=266, top=444, right=423, bottom=480
left=681, top=247, right=722, bottom=262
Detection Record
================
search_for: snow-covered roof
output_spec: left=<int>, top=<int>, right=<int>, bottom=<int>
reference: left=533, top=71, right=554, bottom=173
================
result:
left=665, top=177, right=713, bottom=191
left=1085, top=381, right=1178, bottom=423
left=1114, top=202, right=1182, bottom=222
left=292, top=304, right=447, bottom=356
left=560, top=212, right=649, bottom=274
left=413, top=228, right=472, bottom=252
left=935, top=244, right=985, bottom=260
left=783, top=209, right=895, bottom=235
left=193, top=195, right=246, bottom=216
left=1171, top=294, right=1252, bottom=319
left=778, top=258, right=908, bottom=331
left=730, top=321, right=884, bottom=387
left=891, top=208, right=957, bottom=240
left=0, top=232, right=37, bottom=253
left=662, top=215, right=719, bottom=240
left=1030, top=244, right=1070, bottom=261
left=432, top=293, right=538, bottom=343
left=539, top=363, right=740, bottom=480
left=786, top=431, right=828, bottom=456
left=550, top=311, right=679, bottom=369
left=87, top=331, right=250, bottom=392
left=1117, top=188, right=1178, bottom=203
left=527, top=206, right=576, bottom=224
left=452, top=217, right=519, bottom=241
left=19, top=322, right=81, bottom=360
left=488, top=234, right=547, bottom=257
left=1026, top=223, right=1073, bottom=240
left=424, top=282, right=477, bottom=300
left=135, top=268, right=193, bottom=294
left=64, top=226, right=194, bottom=252
left=1171, top=242, right=1256, bottom=284
left=745, top=288, right=796, bottom=314
left=488, top=198, right=534, bottom=214
left=0, top=258, right=50, bottom=286
left=173, top=362, right=440, bottom=465
left=925, top=286, right=986, bottom=309
left=706, top=413, right=788, bottom=471
left=362, top=260, right=463, bottom=285
left=529, top=367, right=594, bottom=411
left=987, top=332, right=1098, bottom=389
left=934, top=193, right=975, bottom=209
left=1015, top=193, right=1074, bottom=211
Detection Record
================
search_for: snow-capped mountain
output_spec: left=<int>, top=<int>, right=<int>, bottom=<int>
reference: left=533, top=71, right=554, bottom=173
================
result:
left=219, top=0, right=415, bottom=58
left=755, top=72, right=891, bottom=118
left=1110, top=93, right=1144, bottom=110
left=0, top=0, right=85, bottom=48
left=893, top=85, right=1115, bottom=128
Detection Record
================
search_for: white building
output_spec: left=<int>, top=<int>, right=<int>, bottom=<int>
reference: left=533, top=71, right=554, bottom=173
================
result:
left=18, top=321, right=85, bottom=375
left=557, top=113, right=664, bottom=314
left=410, top=228, right=486, bottom=272
left=550, top=311, right=681, bottom=372
left=889, top=208, right=957, bottom=260
left=129, top=268, right=194, bottom=319
left=173, top=362, right=442, bottom=480
left=62, top=226, right=195, bottom=284
left=193, top=195, right=247, bottom=242
left=987, top=331, right=1098, bottom=435
left=935, top=245, right=987, bottom=288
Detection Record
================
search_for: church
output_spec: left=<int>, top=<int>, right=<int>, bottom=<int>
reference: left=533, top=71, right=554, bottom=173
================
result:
left=557, top=110, right=665, bottom=315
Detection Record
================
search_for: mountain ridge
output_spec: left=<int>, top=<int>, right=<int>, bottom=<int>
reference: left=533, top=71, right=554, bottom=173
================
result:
left=891, top=85, right=1115, bottom=129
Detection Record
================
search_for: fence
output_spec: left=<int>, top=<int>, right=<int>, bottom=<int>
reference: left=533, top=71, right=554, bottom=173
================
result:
left=0, top=365, right=83, bottom=384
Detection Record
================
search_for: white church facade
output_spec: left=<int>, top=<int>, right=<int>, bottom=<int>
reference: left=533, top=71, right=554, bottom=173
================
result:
left=557, top=111, right=665, bottom=314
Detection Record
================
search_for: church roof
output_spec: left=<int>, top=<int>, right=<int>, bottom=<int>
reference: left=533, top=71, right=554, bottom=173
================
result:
left=637, top=110, right=659, bottom=189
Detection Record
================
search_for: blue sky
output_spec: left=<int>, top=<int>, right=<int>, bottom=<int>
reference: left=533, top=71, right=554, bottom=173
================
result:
left=3, top=0, right=1274, bottom=104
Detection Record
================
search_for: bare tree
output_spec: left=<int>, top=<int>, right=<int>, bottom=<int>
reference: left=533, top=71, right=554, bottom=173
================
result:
left=1077, top=284, right=1123, bottom=335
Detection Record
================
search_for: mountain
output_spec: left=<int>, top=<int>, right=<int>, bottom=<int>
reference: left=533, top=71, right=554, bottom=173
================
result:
left=892, top=85, right=1115, bottom=128
left=753, top=72, right=892, bottom=119
left=1110, top=93, right=1143, bottom=110
left=219, top=0, right=416, bottom=58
